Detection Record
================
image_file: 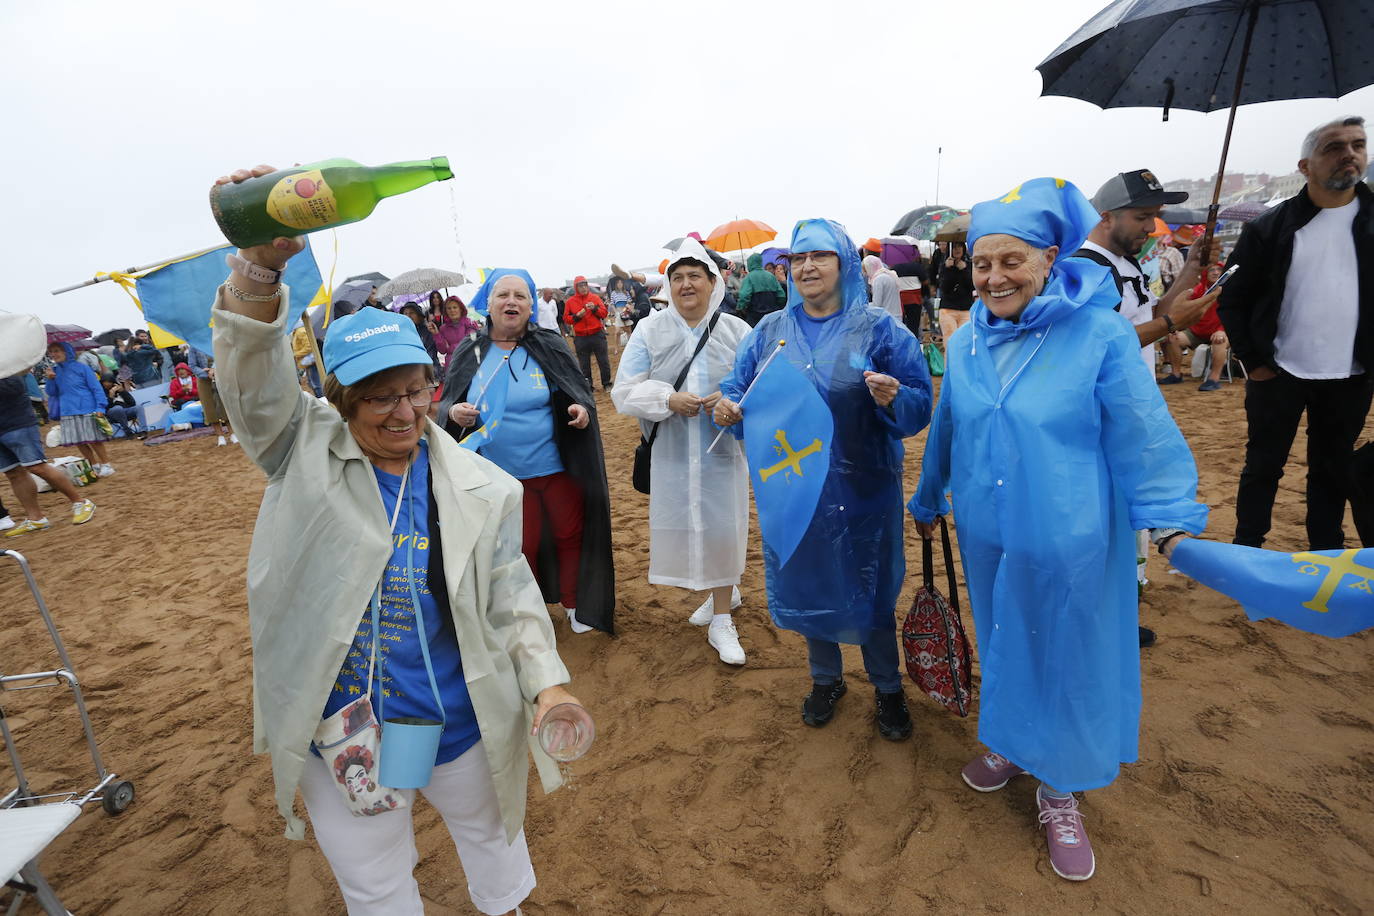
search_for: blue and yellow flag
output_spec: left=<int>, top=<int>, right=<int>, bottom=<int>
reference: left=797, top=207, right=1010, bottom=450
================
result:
left=1170, top=539, right=1374, bottom=638
left=459, top=354, right=511, bottom=452
left=137, top=240, right=325, bottom=353
left=743, top=355, right=833, bottom=567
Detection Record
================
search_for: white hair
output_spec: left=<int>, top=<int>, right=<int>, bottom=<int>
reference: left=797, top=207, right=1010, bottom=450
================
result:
left=1300, top=116, right=1365, bottom=159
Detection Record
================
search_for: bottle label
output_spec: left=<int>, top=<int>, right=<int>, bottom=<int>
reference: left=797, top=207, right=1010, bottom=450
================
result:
left=266, top=169, right=338, bottom=230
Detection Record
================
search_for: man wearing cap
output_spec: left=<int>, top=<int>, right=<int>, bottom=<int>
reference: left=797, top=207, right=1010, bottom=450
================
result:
left=1075, top=169, right=1218, bottom=380
left=564, top=277, right=611, bottom=391
left=1075, top=170, right=1221, bottom=649
left=1218, top=115, right=1373, bottom=550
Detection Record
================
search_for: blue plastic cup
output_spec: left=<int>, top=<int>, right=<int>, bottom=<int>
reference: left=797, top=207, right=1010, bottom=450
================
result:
left=379, top=717, right=443, bottom=789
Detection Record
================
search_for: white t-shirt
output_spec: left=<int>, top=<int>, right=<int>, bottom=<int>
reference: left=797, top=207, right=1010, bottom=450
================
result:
left=1274, top=199, right=1362, bottom=379
left=536, top=297, right=560, bottom=331
left=1080, top=240, right=1156, bottom=371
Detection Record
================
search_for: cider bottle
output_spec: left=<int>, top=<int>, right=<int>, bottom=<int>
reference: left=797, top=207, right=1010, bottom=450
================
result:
left=210, top=156, right=453, bottom=248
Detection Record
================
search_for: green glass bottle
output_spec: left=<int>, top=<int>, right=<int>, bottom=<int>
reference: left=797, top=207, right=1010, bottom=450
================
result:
left=210, top=156, right=453, bottom=248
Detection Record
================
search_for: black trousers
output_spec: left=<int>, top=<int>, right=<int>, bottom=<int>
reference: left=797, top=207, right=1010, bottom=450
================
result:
left=1234, top=370, right=1373, bottom=549
left=574, top=331, right=611, bottom=388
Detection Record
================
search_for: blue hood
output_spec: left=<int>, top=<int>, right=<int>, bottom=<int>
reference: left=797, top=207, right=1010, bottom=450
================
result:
left=785, top=218, right=867, bottom=314
left=468, top=269, right=538, bottom=319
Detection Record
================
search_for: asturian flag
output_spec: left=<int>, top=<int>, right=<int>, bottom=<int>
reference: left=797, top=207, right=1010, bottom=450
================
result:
left=1170, top=539, right=1374, bottom=638
left=459, top=354, right=511, bottom=451
left=137, top=239, right=326, bottom=353
left=742, top=355, right=833, bottom=567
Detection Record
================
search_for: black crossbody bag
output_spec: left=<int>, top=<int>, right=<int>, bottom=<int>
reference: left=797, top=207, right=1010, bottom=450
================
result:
left=632, top=311, right=721, bottom=494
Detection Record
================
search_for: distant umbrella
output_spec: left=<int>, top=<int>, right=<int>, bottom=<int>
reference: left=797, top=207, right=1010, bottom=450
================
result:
left=44, top=323, right=92, bottom=344
left=378, top=268, right=467, bottom=298
left=891, top=206, right=962, bottom=240
left=343, top=271, right=390, bottom=287
left=95, top=328, right=133, bottom=346
left=704, top=219, right=777, bottom=255
left=933, top=214, right=972, bottom=244
left=662, top=237, right=689, bottom=251
left=1160, top=207, right=1210, bottom=225
left=1218, top=201, right=1270, bottom=222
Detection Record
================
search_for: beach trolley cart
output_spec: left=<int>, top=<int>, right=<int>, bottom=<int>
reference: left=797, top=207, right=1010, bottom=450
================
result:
left=1, top=550, right=134, bottom=915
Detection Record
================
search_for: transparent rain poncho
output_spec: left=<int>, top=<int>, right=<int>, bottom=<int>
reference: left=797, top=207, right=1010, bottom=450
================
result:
left=612, top=239, right=754, bottom=590
left=910, top=178, right=1209, bottom=791
left=721, top=218, right=932, bottom=644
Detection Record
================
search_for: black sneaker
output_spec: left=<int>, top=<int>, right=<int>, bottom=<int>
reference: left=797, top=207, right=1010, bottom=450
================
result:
left=802, top=679, right=847, bottom=727
left=875, top=689, right=913, bottom=741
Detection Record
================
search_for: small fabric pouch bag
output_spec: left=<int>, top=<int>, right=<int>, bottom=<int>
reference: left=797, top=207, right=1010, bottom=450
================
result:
left=311, top=591, right=409, bottom=816
left=902, top=516, right=973, bottom=716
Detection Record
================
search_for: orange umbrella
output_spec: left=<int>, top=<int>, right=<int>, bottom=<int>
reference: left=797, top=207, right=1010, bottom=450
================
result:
left=1148, top=217, right=1171, bottom=238
left=704, top=219, right=776, bottom=254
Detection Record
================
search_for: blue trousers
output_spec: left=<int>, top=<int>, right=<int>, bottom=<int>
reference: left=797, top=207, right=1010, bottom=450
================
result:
left=806, top=630, right=903, bottom=693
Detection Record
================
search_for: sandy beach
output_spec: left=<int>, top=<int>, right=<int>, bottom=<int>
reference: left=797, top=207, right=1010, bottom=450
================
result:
left=3, top=354, right=1372, bottom=915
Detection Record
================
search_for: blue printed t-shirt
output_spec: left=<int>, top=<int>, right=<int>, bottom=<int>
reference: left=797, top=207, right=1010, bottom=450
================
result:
left=798, top=307, right=844, bottom=351
left=321, top=439, right=481, bottom=766
left=476, top=346, right=564, bottom=480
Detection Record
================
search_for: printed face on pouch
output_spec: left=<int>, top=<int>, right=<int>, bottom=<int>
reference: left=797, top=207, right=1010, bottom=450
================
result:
left=489, top=276, right=532, bottom=338
left=972, top=234, right=1056, bottom=321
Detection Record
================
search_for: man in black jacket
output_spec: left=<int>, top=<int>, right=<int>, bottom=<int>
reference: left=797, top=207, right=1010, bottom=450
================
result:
left=1218, top=115, right=1373, bottom=549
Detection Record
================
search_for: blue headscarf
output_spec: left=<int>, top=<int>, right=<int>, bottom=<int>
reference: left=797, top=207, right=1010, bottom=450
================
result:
left=786, top=218, right=868, bottom=312
left=967, top=177, right=1117, bottom=342
left=466, top=268, right=538, bottom=320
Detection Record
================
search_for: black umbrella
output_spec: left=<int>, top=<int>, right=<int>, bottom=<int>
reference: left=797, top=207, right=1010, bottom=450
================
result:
left=890, top=206, right=960, bottom=238
left=1160, top=207, right=1210, bottom=225
left=342, top=271, right=390, bottom=287
left=95, top=328, right=133, bottom=346
left=1039, top=0, right=1374, bottom=251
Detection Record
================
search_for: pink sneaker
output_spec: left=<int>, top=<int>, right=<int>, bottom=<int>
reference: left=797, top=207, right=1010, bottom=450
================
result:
left=961, top=750, right=1026, bottom=792
left=1036, top=786, right=1095, bottom=881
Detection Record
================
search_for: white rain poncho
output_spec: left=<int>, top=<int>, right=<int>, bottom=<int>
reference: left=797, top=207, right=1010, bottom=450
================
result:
left=612, top=239, right=753, bottom=590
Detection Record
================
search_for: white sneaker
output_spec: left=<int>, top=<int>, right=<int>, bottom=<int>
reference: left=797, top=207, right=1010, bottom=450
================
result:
left=708, top=617, right=746, bottom=665
left=689, top=586, right=743, bottom=626
left=217, top=435, right=227, bottom=447
left=96, top=464, right=115, bottom=478
left=230, top=433, right=239, bottom=444
left=172, top=422, right=191, bottom=432
left=0, top=515, right=14, bottom=532
left=564, top=607, right=594, bottom=634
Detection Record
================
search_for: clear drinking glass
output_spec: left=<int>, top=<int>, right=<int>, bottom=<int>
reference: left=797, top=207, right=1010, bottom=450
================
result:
left=537, top=703, right=595, bottom=762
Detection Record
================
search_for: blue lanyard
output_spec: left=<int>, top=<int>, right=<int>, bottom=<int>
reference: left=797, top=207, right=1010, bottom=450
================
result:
left=374, top=451, right=446, bottom=728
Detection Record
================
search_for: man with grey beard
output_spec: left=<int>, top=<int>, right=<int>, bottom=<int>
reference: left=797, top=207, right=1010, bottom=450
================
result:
left=1219, top=115, right=1373, bottom=550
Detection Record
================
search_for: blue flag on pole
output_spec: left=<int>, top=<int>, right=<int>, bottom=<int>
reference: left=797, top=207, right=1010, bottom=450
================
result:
left=459, top=354, right=511, bottom=451
left=742, top=355, right=833, bottom=567
left=137, top=240, right=325, bottom=352
left=1170, top=539, right=1374, bottom=638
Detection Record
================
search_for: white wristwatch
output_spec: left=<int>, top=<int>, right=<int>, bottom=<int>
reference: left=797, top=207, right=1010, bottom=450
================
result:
left=226, top=252, right=282, bottom=285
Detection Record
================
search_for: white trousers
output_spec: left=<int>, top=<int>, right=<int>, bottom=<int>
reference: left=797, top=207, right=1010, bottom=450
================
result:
left=299, top=741, right=535, bottom=915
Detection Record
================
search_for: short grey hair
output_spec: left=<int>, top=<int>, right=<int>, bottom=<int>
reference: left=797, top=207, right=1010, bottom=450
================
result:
left=1301, top=116, right=1365, bottom=159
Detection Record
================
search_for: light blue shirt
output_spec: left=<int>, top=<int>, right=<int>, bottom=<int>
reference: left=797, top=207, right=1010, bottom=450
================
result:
left=477, top=347, right=564, bottom=480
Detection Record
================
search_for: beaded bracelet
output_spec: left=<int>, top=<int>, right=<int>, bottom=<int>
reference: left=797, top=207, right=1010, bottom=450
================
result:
left=224, top=280, right=281, bottom=303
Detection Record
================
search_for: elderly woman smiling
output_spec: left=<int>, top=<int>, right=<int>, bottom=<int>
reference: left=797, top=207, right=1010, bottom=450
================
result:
left=910, top=178, right=1207, bottom=883
left=210, top=165, right=582, bottom=916
left=439, top=269, right=615, bottom=636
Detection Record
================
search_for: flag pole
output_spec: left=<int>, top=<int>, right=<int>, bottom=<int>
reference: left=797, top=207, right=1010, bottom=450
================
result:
left=50, top=243, right=230, bottom=295
left=707, top=339, right=787, bottom=453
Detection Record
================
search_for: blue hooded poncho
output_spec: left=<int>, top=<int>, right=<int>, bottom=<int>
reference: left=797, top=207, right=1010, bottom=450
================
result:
left=721, top=218, right=933, bottom=644
left=910, top=178, right=1209, bottom=791
left=46, top=341, right=106, bottom=419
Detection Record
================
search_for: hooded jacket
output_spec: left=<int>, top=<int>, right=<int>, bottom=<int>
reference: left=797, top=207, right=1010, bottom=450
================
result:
left=911, top=178, right=1208, bottom=792
left=1217, top=182, right=1374, bottom=374
left=564, top=277, right=608, bottom=335
left=169, top=363, right=199, bottom=407
left=46, top=342, right=106, bottom=419
left=735, top=253, right=787, bottom=326
left=720, top=219, right=932, bottom=643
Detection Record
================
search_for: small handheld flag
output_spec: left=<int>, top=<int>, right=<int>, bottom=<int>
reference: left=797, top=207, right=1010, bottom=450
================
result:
left=1170, top=539, right=1374, bottom=638
left=741, top=351, right=833, bottom=567
left=708, top=339, right=787, bottom=454
left=459, top=353, right=511, bottom=451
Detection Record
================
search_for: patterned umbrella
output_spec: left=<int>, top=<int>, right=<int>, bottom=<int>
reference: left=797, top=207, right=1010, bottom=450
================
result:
left=378, top=268, right=467, bottom=298
left=44, top=323, right=92, bottom=344
left=1218, top=201, right=1270, bottom=222
left=704, top=219, right=776, bottom=254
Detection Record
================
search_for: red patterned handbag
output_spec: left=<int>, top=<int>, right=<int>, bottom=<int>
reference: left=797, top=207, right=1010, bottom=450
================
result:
left=902, top=516, right=973, bottom=717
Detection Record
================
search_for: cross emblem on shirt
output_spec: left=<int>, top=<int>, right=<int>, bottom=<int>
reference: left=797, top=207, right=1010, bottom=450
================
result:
left=530, top=368, right=547, bottom=390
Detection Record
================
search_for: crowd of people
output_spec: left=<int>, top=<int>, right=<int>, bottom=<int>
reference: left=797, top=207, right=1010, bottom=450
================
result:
left=9, top=115, right=1365, bottom=914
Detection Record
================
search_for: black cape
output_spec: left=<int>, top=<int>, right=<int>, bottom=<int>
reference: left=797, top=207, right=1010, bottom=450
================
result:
left=438, top=328, right=616, bottom=634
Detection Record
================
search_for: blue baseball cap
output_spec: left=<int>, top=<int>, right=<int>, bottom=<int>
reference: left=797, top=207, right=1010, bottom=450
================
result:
left=322, top=308, right=432, bottom=386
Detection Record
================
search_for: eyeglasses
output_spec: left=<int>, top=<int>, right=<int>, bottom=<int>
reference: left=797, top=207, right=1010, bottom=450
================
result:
left=788, top=251, right=838, bottom=268
left=359, top=385, right=438, bottom=414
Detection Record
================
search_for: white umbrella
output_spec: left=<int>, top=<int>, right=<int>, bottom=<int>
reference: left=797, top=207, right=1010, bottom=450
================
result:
left=378, top=268, right=467, bottom=298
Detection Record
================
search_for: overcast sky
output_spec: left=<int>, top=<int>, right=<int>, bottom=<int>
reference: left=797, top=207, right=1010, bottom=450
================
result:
left=6, top=0, right=1370, bottom=335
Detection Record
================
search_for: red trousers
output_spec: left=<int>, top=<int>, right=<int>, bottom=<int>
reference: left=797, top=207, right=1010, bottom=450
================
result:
left=521, top=472, right=584, bottom=609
